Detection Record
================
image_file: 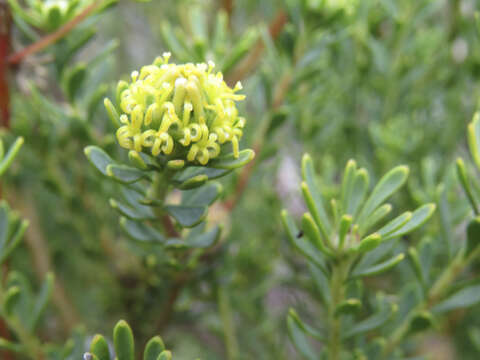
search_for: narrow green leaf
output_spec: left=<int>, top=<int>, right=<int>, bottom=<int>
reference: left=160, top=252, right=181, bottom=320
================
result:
left=341, top=160, right=357, bottom=214
left=28, top=272, right=54, bottom=331
left=383, top=204, right=436, bottom=240
left=120, top=218, right=165, bottom=243
left=466, top=217, right=480, bottom=257
left=64, top=63, right=86, bottom=101
left=110, top=198, right=155, bottom=221
left=338, top=214, right=353, bottom=249
left=377, top=212, right=412, bottom=237
left=209, top=149, right=255, bottom=170
left=456, top=158, right=479, bottom=214
left=301, top=213, right=333, bottom=256
left=104, top=98, right=121, bottom=127
left=433, top=284, right=480, bottom=313
left=90, top=335, right=110, bottom=360
left=156, top=351, right=172, bottom=360
left=301, top=154, right=331, bottom=235
left=106, top=164, right=148, bottom=184
left=335, top=299, right=362, bottom=317
left=351, top=253, right=405, bottom=278
left=129, top=150, right=148, bottom=170
left=468, top=112, right=480, bottom=170
left=349, top=168, right=369, bottom=218
left=360, top=204, right=392, bottom=236
left=113, top=320, right=134, bottom=360
left=144, top=336, right=165, bottom=360
left=0, top=137, right=24, bottom=177
left=182, top=182, right=222, bottom=207
left=164, top=205, right=207, bottom=228
left=408, top=247, right=425, bottom=286
left=355, top=233, right=382, bottom=254
left=287, top=310, right=317, bottom=360
left=166, top=159, right=185, bottom=170
left=288, top=308, right=325, bottom=341
left=0, top=219, right=28, bottom=265
left=281, top=210, right=327, bottom=272
left=357, top=166, right=409, bottom=225
left=3, top=286, right=20, bottom=316
left=343, top=300, right=397, bottom=339
left=84, top=146, right=114, bottom=177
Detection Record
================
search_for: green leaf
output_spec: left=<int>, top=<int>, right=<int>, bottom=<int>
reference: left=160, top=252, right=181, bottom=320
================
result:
left=166, top=159, right=185, bottom=170
left=128, top=150, right=148, bottom=170
left=172, top=167, right=231, bottom=189
left=144, top=336, right=165, bottom=360
left=351, top=253, right=405, bottom=278
left=341, top=159, right=357, bottom=214
left=383, top=204, right=436, bottom=240
left=28, top=272, right=54, bottom=331
left=287, top=310, right=317, bottom=360
left=288, top=308, right=325, bottom=341
left=348, top=169, right=369, bottom=218
left=0, top=137, right=24, bottom=177
left=113, top=320, right=134, bottom=360
left=90, top=335, right=111, bottom=360
left=0, top=216, right=28, bottom=265
left=301, top=213, right=333, bottom=256
left=301, top=154, right=331, bottom=235
left=186, top=225, right=221, bottom=248
left=209, top=149, right=255, bottom=169
left=164, top=205, right=207, bottom=228
left=456, top=158, right=479, bottom=214
left=360, top=204, right=392, bottom=236
left=106, top=164, right=148, bottom=184
left=433, top=284, right=480, bottom=313
left=377, top=212, right=412, bottom=237
left=84, top=146, right=115, bottom=177
left=120, top=218, right=165, bottom=243
left=343, top=298, right=397, bottom=339
left=182, top=182, right=222, bottom=207
left=64, top=63, right=86, bottom=101
left=408, top=247, right=425, bottom=286
left=156, top=351, right=172, bottom=360
left=335, top=299, right=362, bottom=317
left=3, top=286, right=21, bottom=316
left=355, top=233, right=382, bottom=254
left=357, top=166, right=409, bottom=225
left=468, top=112, right=480, bottom=170
left=466, top=217, right=480, bottom=257
left=110, top=198, right=155, bottom=221
left=281, top=210, right=327, bottom=272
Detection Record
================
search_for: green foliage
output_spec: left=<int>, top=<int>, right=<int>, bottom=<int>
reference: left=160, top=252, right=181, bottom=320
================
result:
left=85, top=320, right=174, bottom=360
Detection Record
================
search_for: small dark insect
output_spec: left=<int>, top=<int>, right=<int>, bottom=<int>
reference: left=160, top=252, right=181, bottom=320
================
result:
left=297, top=230, right=304, bottom=238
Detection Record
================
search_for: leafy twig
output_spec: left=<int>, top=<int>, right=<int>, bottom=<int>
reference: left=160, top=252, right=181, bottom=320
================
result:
left=7, top=1, right=101, bottom=65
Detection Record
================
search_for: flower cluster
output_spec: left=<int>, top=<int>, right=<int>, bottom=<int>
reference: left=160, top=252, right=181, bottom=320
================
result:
left=107, top=53, right=246, bottom=165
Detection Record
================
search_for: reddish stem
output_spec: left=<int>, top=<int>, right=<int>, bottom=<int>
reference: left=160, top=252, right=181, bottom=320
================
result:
left=0, top=0, right=11, bottom=128
left=8, top=2, right=100, bottom=65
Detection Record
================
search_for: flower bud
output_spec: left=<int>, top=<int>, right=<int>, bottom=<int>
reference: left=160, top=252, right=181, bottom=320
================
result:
left=107, top=54, right=247, bottom=165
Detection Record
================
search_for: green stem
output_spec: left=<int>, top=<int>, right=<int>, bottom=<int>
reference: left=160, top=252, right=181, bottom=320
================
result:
left=218, top=285, right=239, bottom=360
left=328, top=258, right=350, bottom=360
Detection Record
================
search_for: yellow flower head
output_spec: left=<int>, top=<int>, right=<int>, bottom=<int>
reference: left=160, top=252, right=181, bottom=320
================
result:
left=106, top=53, right=246, bottom=166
